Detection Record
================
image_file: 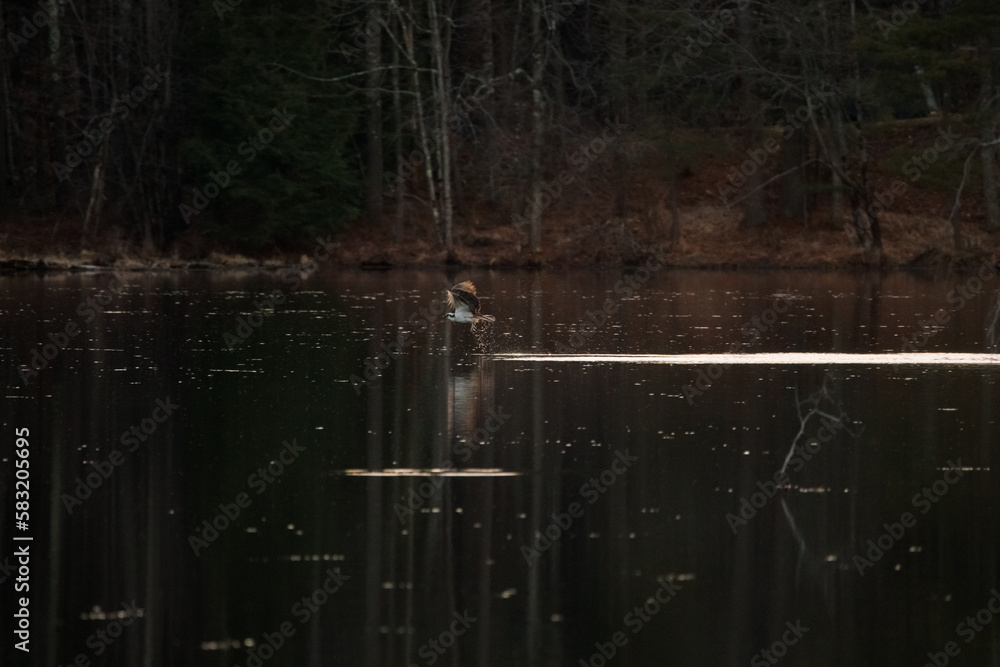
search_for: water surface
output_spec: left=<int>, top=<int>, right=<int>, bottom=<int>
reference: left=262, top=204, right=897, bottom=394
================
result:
left=2, top=268, right=998, bottom=666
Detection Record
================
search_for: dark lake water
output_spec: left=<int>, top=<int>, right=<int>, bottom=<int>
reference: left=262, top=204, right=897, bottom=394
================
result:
left=2, top=267, right=999, bottom=666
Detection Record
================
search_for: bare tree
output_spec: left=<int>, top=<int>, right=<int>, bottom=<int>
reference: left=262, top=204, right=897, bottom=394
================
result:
left=527, top=0, right=546, bottom=260
left=977, top=38, right=1000, bottom=232
left=365, top=0, right=383, bottom=223
left=737, top=3, right=766, bottom=229
left=427, top=0, right=455, bottom=255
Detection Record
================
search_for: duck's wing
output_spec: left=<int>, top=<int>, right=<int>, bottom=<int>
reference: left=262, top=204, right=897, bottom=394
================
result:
left=447, top=285, right=482, bottom=314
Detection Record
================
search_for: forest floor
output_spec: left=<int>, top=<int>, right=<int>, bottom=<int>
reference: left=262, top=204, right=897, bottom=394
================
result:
left=3, top=118, right=999, bottom=272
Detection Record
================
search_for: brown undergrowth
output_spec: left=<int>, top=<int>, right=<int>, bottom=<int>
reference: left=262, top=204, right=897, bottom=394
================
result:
left=2, top=122, right=998, bottom=271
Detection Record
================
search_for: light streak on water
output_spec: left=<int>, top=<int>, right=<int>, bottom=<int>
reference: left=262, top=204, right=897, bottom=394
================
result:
left=489, top=352, right=1000, bottom=365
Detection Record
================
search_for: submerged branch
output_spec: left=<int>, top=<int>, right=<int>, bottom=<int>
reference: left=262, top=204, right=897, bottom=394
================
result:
left=779, top=374, right=862, bottom=477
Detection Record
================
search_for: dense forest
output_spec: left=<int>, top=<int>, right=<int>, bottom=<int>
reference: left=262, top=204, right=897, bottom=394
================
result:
left=1, top=0, right=999, bottom=262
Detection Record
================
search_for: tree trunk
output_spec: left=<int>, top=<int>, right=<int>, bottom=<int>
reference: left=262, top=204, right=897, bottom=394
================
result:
left=391, top=11, right=405, bottom=242
left=829, top=110, right=846, bottom=229
left=979, top=124, right=999, bottom=232
left=820, top=2, right=845, bottom=229
left=427, top=0, right=454, bottom=255
left=979, top=47, right=999, bottom=231
left=610, top=0, right=627, bottom=218
left=477, top=0, right=498, bottom=202
left=858, top=139, right=882, bottom=251
left=611, top=136, right=627, bottom=218
left=0, top=0, right=8, bottom=224
left=780, top=126, right=806, bottom=222
left=48, top=0, right=69, bottom=210
left=738, top=5, right=766, bottom=229
left=365, top=0, right=383, bottom=222
left=669, top=156, right=681, bottom=246
left=527, top=0, right=545, bottom=259
left=403, top=1, right=440, bottom=242
left=850, top=0, right=881, bottom=252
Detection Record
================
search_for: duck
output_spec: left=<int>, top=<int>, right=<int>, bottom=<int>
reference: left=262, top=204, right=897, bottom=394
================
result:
left=445, top=281, right=496, bottom=326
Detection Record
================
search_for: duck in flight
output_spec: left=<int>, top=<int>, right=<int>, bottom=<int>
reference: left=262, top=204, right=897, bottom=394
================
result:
left=445, top=281, right=496, bottom=326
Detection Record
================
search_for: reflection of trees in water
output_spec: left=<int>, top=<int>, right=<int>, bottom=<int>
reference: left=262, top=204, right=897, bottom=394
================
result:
left=986, top=288, right=1000, bottom=352
left=364, top=298, right=511, bottom=665
left=779, top=373, right=864, bottom=617
left=779, top=496, right=843, bottom=618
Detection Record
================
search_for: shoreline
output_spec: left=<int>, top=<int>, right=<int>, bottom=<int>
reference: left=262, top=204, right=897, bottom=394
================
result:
left=2, top=252, right=996, bottom=275
left=2, top=205, right=998, bottom=274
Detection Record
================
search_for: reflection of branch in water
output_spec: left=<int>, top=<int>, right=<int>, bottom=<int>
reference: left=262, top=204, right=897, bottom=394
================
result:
left=986, top=289, right=1000, bottom=353
left=780, top=496, right=808, bottom=575
left=780, top=496, right=839, bottom=617
left=776, top=375, right=864, bottom=615
left=780, top=374, right=863, bottom=477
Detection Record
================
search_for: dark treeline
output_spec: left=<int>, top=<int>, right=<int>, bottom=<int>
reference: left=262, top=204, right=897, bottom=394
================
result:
left=1, top=0, right=998, bottom=254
